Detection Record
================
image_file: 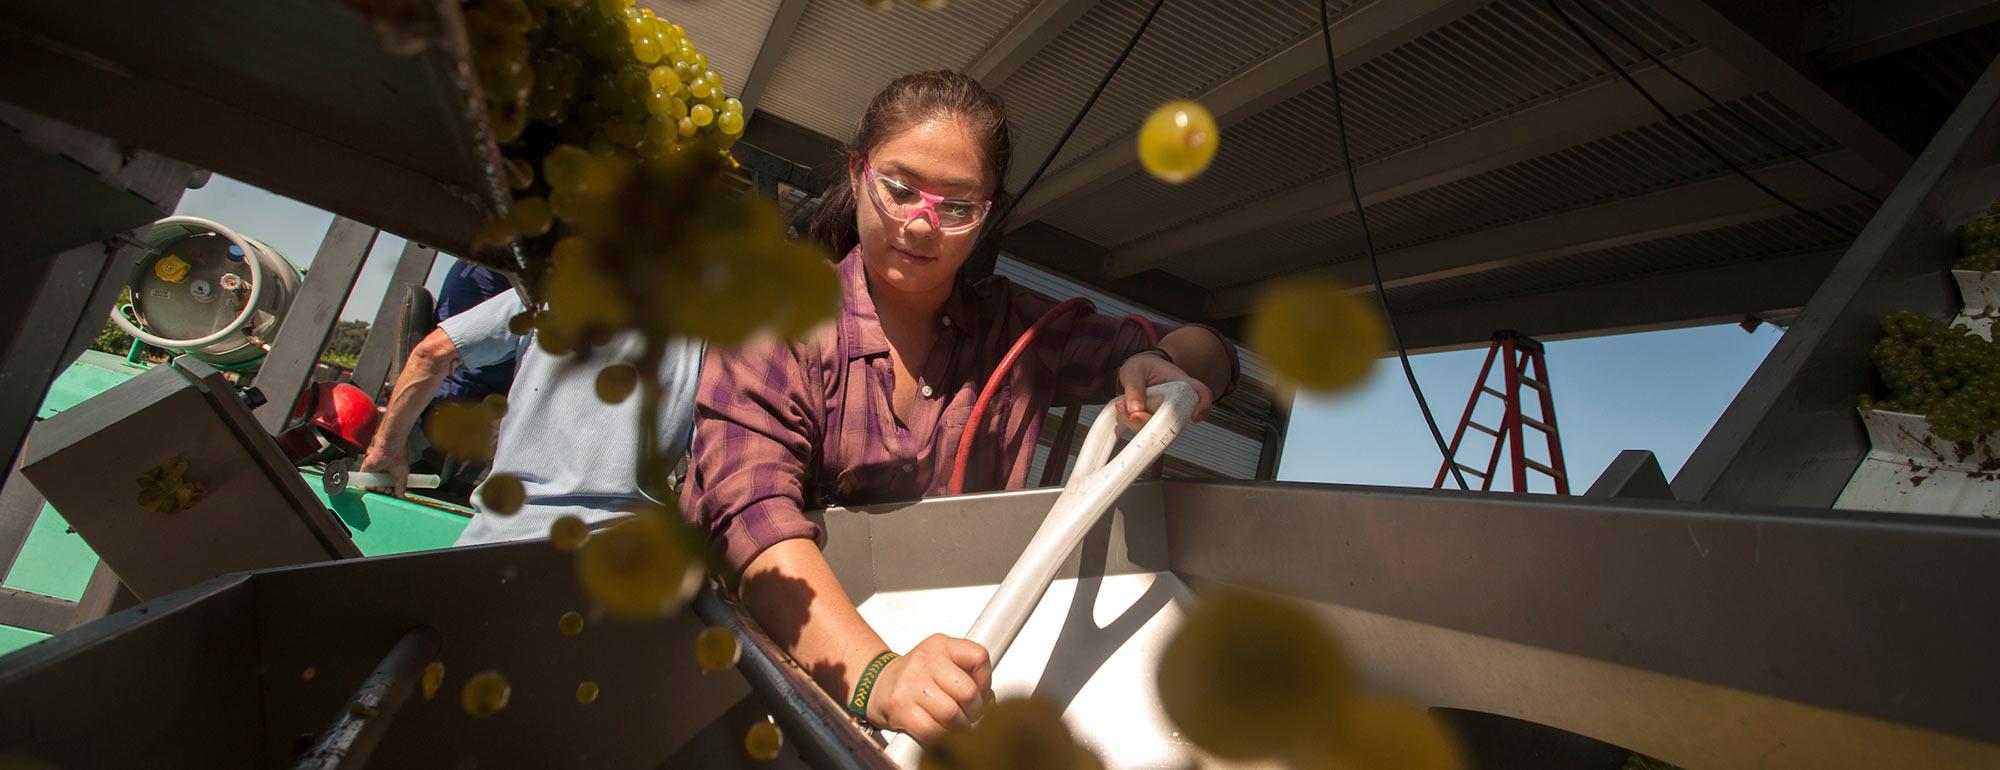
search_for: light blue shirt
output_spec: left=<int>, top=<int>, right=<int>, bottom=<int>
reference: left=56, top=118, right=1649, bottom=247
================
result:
left=439, top=291, right=703, bottom=546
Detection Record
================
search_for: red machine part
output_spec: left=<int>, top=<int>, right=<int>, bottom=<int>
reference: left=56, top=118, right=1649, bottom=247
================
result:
left=949, top=301, right=1166, bottom=496
left=277, top=382, right=382, bottom=461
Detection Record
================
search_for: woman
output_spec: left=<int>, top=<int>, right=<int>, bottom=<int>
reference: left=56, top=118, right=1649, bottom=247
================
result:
left=681, top=71, right=1236, bottom=744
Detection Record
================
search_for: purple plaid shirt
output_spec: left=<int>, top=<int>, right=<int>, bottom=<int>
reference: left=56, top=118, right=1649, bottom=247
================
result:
left=681, top=251, right=1238, bottom=574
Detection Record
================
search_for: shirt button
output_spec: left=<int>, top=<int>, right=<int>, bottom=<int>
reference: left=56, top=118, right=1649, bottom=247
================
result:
left=921, top=385, right=934, bottom=398
left=901, top=463, right=915, bottom=474
left=941, top=316, right=952, bottom=327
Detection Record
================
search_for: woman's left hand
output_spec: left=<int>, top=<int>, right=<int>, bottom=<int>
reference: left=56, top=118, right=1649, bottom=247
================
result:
left=1116, top=351, right=1213, bottom=432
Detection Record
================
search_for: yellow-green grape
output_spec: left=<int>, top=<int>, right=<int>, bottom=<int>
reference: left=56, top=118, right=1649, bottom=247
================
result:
left=633, top=34, right=662, bottom=63
left=551, top=515, right=591, bottom=551
left=481, top=393, right=509, bottom=421
left=421, top=662, right=446, bottom=702
left=487, top=0, right=534, bottom=31
left=473, top=216, right=518, bottom=248
left=716, top=109, right=744, bottom=137
left=558, top=610, right=585, bottom=636
left=649, top=65, right=684, bottom=95
left=543, top=144, right=593, bottom=190
left=606, top=118, right=644, bottom=148
left=461, top=671, right=512, bottom=718
left=576, top=510, right=704, bottom=618
left=596, top=363, right=639, bottom=403
left=724, top=97, right=743, bottom=113
left=696, top=627, right=741, bottom=672
left=1245, top=277, right=1386, bottom=392
left=690, top=76, right=714, bottom=99
left=919, top=698, right=1101, bottom=770
left=1137, top=100, right=1220, bottom=183
left=1156, top=588, right=1354, bottom=763
left=1308, top=695, right=1465, bottom=770
left=690, top=104, right=714, bottom=127
left=480, top=473, right=527, bottom=515
left=678, top=117, right=697, bottom=137
left=644, top=88, right=679, bottom=116
left=645, top=116, right=678, bottom=147
left=745, top=721, right=784, bottom=762
left=510, top=196, right=553, bottom=237
left=576, top=681, right=601, bottom=705
left=507, top=311, right=535, bottom=336
left=426, top=402, right=496, bottom=460
left=595, top=0, right=632, bottom=15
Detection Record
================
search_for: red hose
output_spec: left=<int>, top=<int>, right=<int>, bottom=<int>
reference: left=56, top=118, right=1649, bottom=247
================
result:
left=950, top=298, right=1094, bottom=495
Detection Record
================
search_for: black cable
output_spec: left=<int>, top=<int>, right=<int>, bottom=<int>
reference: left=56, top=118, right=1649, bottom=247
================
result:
left=1565, top=0, right=1880, bottom=204
left=1542, top=0, right=1859, bottom=239
left=1319, top=0, right=1470, bottom=491
left=972, top=0, right=1169, bottom=263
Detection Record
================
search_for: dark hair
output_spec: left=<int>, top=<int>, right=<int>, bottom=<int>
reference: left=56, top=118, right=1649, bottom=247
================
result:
left=807, top=70, right=1013, bottom=258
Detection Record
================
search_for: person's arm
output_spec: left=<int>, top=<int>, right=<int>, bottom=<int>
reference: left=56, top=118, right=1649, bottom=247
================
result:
left=359, top=290, right=528, bottom=494
left=1118, top=324, right=1237, bottom=430
left=681, top=341, right=991, bottom=744
left=357, top=329, right=459, bottom=495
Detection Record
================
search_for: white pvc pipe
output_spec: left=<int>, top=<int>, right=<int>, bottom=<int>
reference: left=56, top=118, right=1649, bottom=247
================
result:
left=345, top=472, right=442, bottom=491
left=883, top=381, right=1196, bottom=767
left=111, top=215, right=268, bottom=351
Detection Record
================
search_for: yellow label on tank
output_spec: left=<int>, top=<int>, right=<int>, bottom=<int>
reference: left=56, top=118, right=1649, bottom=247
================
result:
left=154, top=254, right=191, bottom=283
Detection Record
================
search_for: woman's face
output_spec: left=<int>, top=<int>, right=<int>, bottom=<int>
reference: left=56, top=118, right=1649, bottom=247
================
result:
left=851, top=117, right=994, bottom=302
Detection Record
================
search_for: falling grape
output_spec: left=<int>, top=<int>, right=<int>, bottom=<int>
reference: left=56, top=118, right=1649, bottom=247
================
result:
left=1137, top=100, right=1219, bottom=183
left=1247, top=277, right=1387, bottom=392
left=421, top=662, right=446, bottom=702
left=480, top=394, right=510, bottom=421
left=559, top=610, right=586, bottom=636
left=576, top=509, right=704, bottom=618
left=1156, top=589, right=1353, bottom=763
left=695, top=626, right=741, bottom=672
left=1309, top=695, right=1465, bottom=770
left=745, top=721, right=784, bottom=761
left=576, top=681, right=601, bottom=705
left=919, top=698, right=1102, bottom=770
left=595, top=363, right=639, bottom=403
left=551, top=514, right=591, bottom=551
left=461, top=671, right=512, bottom=717
left=479, top=474, right=527, bottom=515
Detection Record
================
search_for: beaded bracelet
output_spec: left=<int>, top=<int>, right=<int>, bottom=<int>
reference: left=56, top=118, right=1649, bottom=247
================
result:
left=848, top=650, right=899, bottom=719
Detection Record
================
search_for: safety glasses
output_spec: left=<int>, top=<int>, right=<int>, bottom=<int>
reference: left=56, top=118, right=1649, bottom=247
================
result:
left=862, top=160, right=992, bottom=234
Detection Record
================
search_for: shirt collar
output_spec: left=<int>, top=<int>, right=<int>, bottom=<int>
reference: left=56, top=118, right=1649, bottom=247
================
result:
left=837, top=248, right=972, bottom=361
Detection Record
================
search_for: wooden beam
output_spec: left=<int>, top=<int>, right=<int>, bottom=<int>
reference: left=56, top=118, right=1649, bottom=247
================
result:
left=1103, top=46, right=1749, bottom=277
left=966, top=0, right=1104, bottom=88
left=1005, top=0, right=1492, bottom=228
left=738, top=0, right=811, bottom=120
left=1206, top=151, right=1877, bottom=317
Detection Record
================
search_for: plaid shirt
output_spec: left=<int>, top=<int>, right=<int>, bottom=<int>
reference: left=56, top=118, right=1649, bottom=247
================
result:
left=680, top=251, right=1238, bottom=574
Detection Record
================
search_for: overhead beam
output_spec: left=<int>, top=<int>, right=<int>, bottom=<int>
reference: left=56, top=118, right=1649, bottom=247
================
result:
left=1647, top=0, right=1913, bottom=177
left=966, top=0, right=1103, bottom=88
left=1384, top=246, right=1843, bottom=353
left=1206, top=151, right=1878, bottom=318
left=1103, top=45, right=1749, bottom=278
left=1803, top=0, right=2000, bottom=68
left=737, top=0, right=810, bottom=120
left=1005, top=0, right=1490, bottom=227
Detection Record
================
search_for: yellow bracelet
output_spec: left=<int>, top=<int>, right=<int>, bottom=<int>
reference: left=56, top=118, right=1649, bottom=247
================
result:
left=848, top=650, right=898, bottom=719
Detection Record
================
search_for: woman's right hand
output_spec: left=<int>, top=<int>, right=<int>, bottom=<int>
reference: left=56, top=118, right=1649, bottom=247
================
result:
left=865, top=634, right=995, bottom=744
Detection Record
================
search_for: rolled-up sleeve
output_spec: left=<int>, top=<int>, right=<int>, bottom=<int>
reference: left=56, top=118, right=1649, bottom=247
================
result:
left=679, top=339, right=824, bottom=577
left=1024, top=294, right=1241, bottom=403
left=438, top=290, right=528, bottom=370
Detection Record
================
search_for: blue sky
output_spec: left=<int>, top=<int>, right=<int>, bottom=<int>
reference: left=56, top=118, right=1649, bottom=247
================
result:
left=173, top=175, right=1784, bottom=491
left=1279, top=324, right=1784, bottom=492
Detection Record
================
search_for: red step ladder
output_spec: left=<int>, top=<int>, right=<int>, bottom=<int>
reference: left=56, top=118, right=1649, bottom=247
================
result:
left=1433, top=330, right=1570, bottom=494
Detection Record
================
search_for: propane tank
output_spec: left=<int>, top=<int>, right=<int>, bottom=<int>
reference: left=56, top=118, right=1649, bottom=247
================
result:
left=111, top=216, right=304, bottom=369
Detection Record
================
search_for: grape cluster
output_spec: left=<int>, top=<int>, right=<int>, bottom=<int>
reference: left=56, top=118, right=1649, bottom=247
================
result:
left=456, top=0, right=839, bottom=516
left=1957, top=201, right=2000, bottom=272
left=1859, top=310, right=2000, bottom=442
